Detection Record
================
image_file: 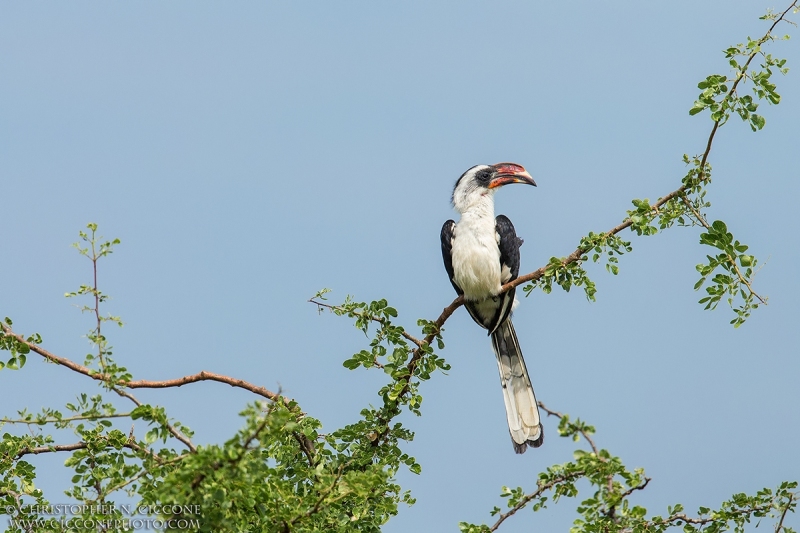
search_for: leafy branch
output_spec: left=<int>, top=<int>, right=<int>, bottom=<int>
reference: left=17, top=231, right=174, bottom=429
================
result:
left=512, top=3, right=798, bottom=325
left=458, top=407, right=797, bottom=533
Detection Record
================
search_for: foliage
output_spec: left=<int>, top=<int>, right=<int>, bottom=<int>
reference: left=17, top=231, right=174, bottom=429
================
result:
left=458, top=407, right=798, bottom=533
left=1, top=4, right=799, bottom=533
left=521, top=5, right=792, bottom=326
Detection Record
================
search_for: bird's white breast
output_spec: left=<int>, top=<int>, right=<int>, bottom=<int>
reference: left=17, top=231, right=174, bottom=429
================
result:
left=451, top=212, right=502, bottom=301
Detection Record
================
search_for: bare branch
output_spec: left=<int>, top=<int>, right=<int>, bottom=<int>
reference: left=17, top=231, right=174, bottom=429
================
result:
left=0, top=322, right=287, bottom=404
left=124, top=371, right=286, bottom=403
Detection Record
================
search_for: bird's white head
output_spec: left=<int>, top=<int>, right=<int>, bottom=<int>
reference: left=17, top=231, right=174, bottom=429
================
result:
left=451, top=162, right=536, bottom=214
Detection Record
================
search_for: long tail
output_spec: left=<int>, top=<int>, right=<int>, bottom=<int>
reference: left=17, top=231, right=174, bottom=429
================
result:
left=491, top=319, right=543, bottom=453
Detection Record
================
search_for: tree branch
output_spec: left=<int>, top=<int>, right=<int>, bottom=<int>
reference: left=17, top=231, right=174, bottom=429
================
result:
left=15, top=442, right=87, bottom=458
left=111, top=387, right=196, bottom=453
left=618, top=476, right=651, bottom=501
left=309, top=298, right=424, bottom=348
left=775, top=492, right=796, bottom=533
left=489, top=470, right=586, bottom=531
left=292, top=431, right=317, bottom=467
left=14, top=439, right=167, bottom=463
left=289, top=463, right=351, bottom=527
left=653, top=504, right=773, bottom=528
left=537, top=401, right=599, bottom=455
left=124, top=371, right=286, bottom=403
left=1, top=413, right=131, bottom=426
left=190, top=411, right=280, bottom=491
left=0, top=322, right=287, bottom=404
left=680, top=196, right=768, bottom=304
left=0, top=322, right=325, bottom=464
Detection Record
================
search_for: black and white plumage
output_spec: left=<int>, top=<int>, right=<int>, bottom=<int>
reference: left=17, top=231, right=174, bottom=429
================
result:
left=441, top=163, right=543, bottom=453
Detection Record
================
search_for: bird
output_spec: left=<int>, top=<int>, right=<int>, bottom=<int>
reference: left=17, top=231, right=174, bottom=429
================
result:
left=440, top=162, right=543, bottom=453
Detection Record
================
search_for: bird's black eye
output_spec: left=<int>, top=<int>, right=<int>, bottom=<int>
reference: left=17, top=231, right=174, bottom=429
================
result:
left=474, top=168, right=494, bottom=186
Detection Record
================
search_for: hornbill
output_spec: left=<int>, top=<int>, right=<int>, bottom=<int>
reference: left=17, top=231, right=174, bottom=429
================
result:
left=440, top=163, right=543, bottom=453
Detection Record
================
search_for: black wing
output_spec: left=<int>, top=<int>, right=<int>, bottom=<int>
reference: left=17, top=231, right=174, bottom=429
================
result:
left=491, top=214, right=523, bottom=331
left=440, top=220, right=463, bottom=295
left=496, top=215, right=522, bottom=281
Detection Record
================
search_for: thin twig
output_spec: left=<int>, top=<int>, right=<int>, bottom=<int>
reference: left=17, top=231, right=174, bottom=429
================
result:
left=775, top=493, right=795, bottom=533
left=190, top=412, right=278, bottom=490
left=1, top=413, right=131, bottom=425
left=309, top=298, right=424, bottom=348
left=292, top=431, right=317, bottom=467
left=289, top=462, right=350, bottom=526
left=111, top=387, right=196, bottom=453
left=100, top=468, right=150, bottom=497
left=14, top=440, right=168, bottom=462
left=680, top=196, right=768, bottom=304
left=537, top=401, right=599, bottom=455
left=619, top=477, right=651, bottom=501
left=655, top=505, right=772, bottom=527
left=489, top=470, right=586, bottom=531
left=91, top=239, right=106, bottom=372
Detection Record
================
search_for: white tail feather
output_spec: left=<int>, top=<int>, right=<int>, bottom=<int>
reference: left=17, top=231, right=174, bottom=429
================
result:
left=491, top=320, right=543, bottom=453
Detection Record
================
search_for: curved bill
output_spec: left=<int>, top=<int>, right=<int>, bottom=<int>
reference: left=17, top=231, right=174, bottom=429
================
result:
left=488, top=162, right=537, bottom=188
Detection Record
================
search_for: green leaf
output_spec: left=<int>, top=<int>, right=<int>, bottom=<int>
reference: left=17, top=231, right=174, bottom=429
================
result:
left=343, top=358, right=361, bottom=370
left=711, top=220, right=727, bottom=233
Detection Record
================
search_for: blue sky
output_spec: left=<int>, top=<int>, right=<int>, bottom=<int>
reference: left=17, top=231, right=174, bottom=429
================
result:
left=1, top=2, right=798, bottom=531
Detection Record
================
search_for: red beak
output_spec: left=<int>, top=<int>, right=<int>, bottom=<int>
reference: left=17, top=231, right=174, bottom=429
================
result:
left=487, top=162, right=537, bottom=189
